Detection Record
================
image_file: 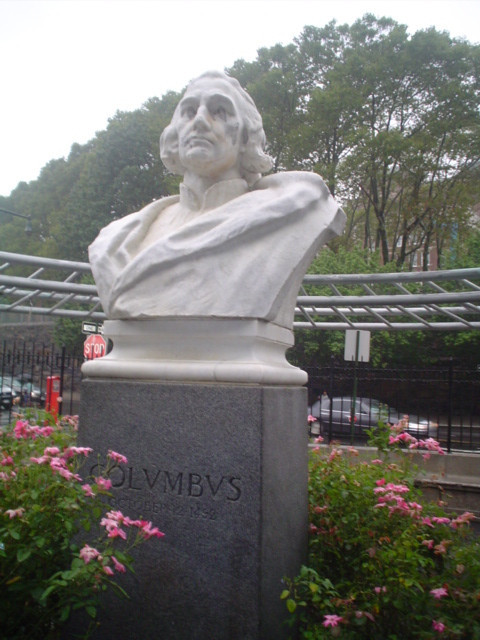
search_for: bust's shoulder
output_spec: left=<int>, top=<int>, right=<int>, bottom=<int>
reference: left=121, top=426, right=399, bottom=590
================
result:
left=137, top=194, right=180, bottom=217
left=252, top=171, right=330, bottom=197
left=104, top=195, right=180, bottom=231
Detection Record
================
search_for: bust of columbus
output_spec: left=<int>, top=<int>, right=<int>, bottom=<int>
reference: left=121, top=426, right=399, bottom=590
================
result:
left=85, top=71, right=345, bottom=384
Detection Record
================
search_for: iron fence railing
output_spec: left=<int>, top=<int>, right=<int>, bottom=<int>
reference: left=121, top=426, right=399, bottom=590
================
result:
left=1, top=251, right=480, bottom=330
left=0, top=341, right=83, bottom=418
left=306, top=360, right=480, bottom=453
left=1, top=340, right=479, bottom=453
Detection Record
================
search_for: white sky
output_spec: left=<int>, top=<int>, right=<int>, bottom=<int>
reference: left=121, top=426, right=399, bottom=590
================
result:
left=1, top=0, right=479, bottom=197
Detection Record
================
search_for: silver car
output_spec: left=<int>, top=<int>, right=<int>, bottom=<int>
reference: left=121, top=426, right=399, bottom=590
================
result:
left=311, top=396, right=437, bottom=438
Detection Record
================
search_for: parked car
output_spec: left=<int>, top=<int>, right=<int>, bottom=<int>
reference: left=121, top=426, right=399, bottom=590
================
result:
left=309, top=396, right=437, bottom=438
left=0, top=377, right=14, bottom=410
left=11, top=378, right=46, bottom=407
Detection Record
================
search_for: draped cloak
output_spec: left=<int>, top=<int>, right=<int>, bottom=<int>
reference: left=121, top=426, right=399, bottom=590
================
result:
left=88, top=171, right=345, bottom=329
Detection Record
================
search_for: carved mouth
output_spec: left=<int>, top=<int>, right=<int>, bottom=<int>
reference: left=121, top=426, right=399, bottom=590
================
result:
left=187, top=136, right=213, bottom=147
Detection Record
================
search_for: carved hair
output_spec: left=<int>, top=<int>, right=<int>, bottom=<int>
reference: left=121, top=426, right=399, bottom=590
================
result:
left=160, top=70, right=273, bottom=186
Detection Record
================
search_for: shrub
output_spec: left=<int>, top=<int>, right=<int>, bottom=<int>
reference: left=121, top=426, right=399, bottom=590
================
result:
left=283, top=424, right=480, bottom=639
left=0, top=411, right=164, bottom=640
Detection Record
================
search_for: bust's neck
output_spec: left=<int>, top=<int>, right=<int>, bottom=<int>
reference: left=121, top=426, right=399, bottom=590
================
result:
left=182, top=168, right=243, bottom=207
left=180, top=177, right=248, bottom=213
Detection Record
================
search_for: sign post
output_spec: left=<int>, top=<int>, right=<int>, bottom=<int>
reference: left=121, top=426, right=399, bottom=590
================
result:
left=344, top=330, right=371, bottom=443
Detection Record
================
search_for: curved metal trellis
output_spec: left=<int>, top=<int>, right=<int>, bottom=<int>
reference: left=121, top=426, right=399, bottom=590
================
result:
left=1, top=251, right=479, bottom=331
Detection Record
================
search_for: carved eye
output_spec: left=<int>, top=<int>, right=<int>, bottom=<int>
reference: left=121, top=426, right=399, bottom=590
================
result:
left=213, top=106, right=227, bottom=121
left=183, top=105, right=197, bottom=119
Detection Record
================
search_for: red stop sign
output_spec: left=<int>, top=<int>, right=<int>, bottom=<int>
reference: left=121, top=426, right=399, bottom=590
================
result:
left=84, top=334, right=107, bottom=359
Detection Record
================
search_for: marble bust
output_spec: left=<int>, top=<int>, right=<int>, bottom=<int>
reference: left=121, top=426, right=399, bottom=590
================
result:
left=85, top=71, right=346, bottom=384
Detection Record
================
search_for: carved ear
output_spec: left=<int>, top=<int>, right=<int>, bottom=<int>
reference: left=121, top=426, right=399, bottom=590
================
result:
left=160, top=125, right=184, bottom=175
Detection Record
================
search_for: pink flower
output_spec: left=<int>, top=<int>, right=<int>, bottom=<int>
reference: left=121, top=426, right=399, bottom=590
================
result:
left=313, top=505, right=328, bottom=514
left=5, top=507, right=25, bottom=519
left=112, top=556, right=126, bottom=573
left=1, top=455, right=14, bottom=466
left=374, top=586, right=387, bottom=594
left=421, top=517, right=435, bottom=528
left=44, top=446, right=60, bottom=456
left=450, top=512, right=474, bottom=528
left=66, top=446, right=93, bottom=457
left=422, top=539, right=434, bottom=550
left=323, top=614, right=343, bottom=628
left=103, top=565, right=114, bottom=576
left=107, top=450, right=128, bottom=464
left=79, top=544, right=101, bottom=564
left=95, top=477, right=112, bottom=490
left=82, top=483, right=96, bottom=497
left=105, top=510, right=125, bottom=523
left=328, top=448, right=342, bottom=462
left=314, top=435, right=324, bottom=444
left=371, top=459, right=383, bottom=465
left=100, top=511, right=128, bottom=540
left=432, top=620, right=446, bottom=632
left=107, top=526, right=127, bottom=540
left=13, top=420, right=29, bottom=439
left=138, top=521, right=165, bottom=540
left=123, top=516, right=143, bottom=527
left=434, top=540, right=451, bottom=555
left=430, top=587, right=448, bottom=600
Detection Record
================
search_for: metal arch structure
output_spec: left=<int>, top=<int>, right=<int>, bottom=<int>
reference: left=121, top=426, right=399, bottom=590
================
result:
left=1, top=250, right=480, bottom=331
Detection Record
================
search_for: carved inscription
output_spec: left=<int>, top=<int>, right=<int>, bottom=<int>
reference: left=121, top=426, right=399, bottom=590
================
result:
left=90, top=463, right=242, bottom=521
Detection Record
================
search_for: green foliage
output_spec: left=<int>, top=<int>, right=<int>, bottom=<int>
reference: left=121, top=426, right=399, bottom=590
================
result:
left=53, top=318, right=85, bottom=356
left=1, top=15, right=476, bottom=270
left=1, top=92, right=180, bottom=261
left=0, top=411, right=164, bottom=639
left=283, top=426, right=480, bottom=639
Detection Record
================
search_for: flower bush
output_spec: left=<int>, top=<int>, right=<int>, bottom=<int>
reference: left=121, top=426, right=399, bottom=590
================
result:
left=283, top=423, right=480, bottom=639
left=0, top=411, right=164, bottom=640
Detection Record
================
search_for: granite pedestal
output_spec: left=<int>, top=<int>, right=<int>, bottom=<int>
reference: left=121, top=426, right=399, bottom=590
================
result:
left=77, top=380, right=308, bottom=640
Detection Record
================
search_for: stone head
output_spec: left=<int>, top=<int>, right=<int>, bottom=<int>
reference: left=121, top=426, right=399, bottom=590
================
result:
left=160, top=71, right=272, bottom=186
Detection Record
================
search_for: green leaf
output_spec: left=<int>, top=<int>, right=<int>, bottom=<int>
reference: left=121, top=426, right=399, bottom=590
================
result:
left=86, top=605, right=97, bottom=619
left=280, top=589, right=290, bottom=599
left=286, top=598, right=297, bottom=613
left=60, top=604, right=71, bottom=622
left=17, top=548, right=32, bottom=563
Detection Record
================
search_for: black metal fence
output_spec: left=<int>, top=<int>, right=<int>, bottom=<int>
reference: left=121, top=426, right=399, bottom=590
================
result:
left=0, top=340, right=83, bottom=417
left=1, top=340, right=479, bottom=452
left=307, top=360, right=480, bottom=452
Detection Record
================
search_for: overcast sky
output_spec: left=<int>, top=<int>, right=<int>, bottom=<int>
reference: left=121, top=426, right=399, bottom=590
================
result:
left=1, top=0, right=479, bottom=198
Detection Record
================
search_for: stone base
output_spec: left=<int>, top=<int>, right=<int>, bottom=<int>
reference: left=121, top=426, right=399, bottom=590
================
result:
left=81, top=318, right=307, bottom=386
left=75, top=380, right=308, bottom=640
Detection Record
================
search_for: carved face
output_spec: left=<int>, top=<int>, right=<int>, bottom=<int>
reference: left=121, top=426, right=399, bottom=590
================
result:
left=175, top=76, right=244, bottom=180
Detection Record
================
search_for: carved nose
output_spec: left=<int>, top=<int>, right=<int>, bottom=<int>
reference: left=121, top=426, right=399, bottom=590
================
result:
left=193, top=106, right=209, bottom=130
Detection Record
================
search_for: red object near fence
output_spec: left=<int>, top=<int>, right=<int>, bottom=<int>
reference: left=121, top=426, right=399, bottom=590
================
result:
left=45, top=376, right=61, bottom=417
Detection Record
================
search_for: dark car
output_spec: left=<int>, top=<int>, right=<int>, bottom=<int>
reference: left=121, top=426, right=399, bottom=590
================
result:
left=310, top=396, right=437, bottom=438
left=0, top=377, right=14, bottom=410
left=11, top=378, right=46, bottom=407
